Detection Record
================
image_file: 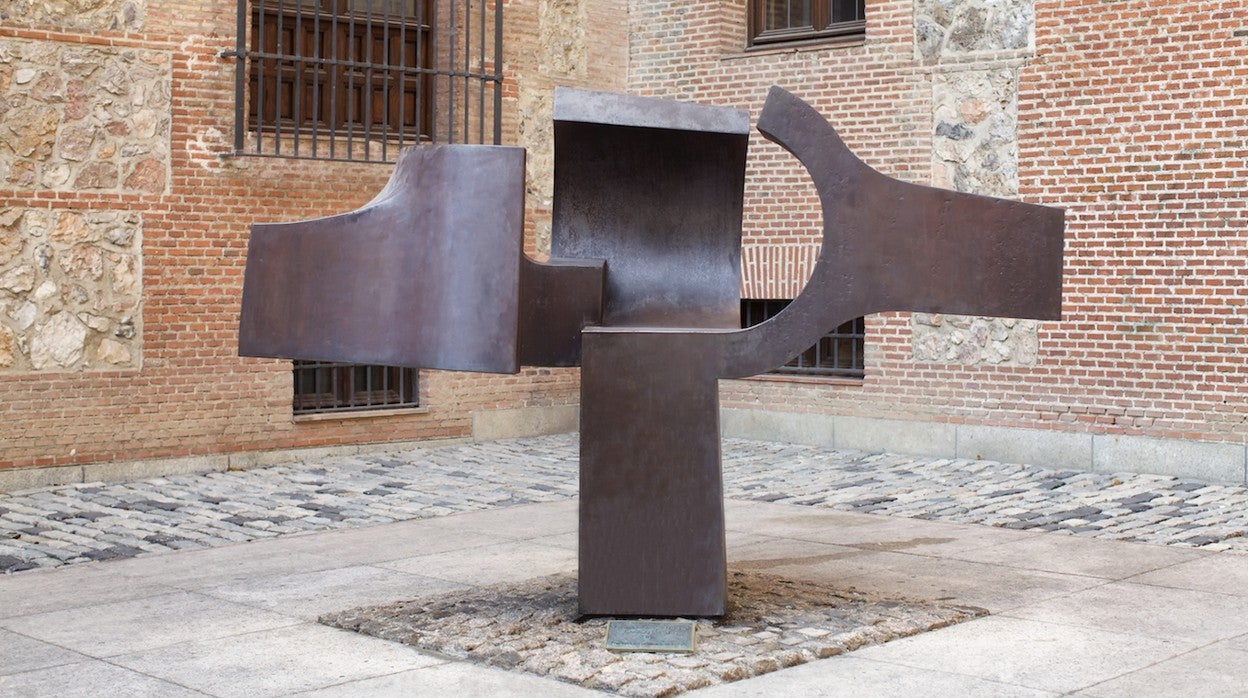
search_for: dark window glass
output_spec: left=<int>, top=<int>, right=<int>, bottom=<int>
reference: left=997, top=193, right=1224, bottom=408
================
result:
left=749, top=0, right=865, bottom=48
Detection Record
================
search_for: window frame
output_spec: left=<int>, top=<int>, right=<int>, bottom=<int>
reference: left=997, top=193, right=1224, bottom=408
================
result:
left=747, top=0, right=866, bottom=49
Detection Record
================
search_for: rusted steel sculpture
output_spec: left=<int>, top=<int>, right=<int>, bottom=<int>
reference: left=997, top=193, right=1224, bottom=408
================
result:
left=240, top=86, right=1064, bottom=617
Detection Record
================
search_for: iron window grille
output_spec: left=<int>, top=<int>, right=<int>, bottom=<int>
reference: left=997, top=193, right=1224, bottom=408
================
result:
left=741, top=299, right=865, bottom=379
left=748, top=0, right=865, bottom=48
left=293, top=360, right=420, bottom=414
left=228, top=0, right=503, bottom=163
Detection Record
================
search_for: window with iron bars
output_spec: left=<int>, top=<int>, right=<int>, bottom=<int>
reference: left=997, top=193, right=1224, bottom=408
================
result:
left=293, top=361, right=420, bottom=415
left=748, top=0, right=865, bottom=49
left=229, top=1, right=502, bottom=414
left=741, top=299, right=865, bottom=379
left=230, top=0, right=503, bottom=162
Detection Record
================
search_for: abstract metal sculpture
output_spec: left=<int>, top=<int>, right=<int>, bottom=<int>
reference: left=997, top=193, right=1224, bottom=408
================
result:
left=240, top=86, right=1064, bottom=617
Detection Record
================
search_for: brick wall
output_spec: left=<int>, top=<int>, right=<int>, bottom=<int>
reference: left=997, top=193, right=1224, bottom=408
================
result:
left=0, top=0, right=626, bottom=473
left=630, top=0, right=1248, bottom=446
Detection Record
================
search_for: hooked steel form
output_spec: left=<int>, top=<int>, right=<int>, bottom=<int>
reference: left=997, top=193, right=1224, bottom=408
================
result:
left=239, top=86, right=1064, bottom=617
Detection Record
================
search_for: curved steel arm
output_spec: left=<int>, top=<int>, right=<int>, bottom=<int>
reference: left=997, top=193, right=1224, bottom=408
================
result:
left=715, top=86, right=1064, bottom=378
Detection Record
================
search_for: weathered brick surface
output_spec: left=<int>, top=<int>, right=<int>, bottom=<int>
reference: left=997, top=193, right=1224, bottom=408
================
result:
left=631, top=0, right=1248, bottom=447
left=0, top=1, right=625, bottom=471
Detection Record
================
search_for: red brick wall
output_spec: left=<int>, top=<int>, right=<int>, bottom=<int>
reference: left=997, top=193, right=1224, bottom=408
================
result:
left=0, top=0, right=626, bottom=472
left=630, top=0, right=1248, bottom=445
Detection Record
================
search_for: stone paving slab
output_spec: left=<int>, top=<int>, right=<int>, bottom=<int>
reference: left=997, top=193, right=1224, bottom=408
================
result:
left=3, top=434, right=1248, bottom=574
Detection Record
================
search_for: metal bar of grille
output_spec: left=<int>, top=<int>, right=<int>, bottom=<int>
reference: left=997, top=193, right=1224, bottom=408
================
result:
left=329, top=3, right=339, bottom=159
left=448, top=0, right=456, bottom=143
left=233, top=0, right=246, bottom=152
left=429, top=0, right=438, bottom=142
left=492, top=0, right=501, bottom=145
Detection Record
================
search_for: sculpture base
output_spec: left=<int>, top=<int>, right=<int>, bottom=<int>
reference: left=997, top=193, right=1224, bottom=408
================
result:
left=578, top=329, right=727, bottom=617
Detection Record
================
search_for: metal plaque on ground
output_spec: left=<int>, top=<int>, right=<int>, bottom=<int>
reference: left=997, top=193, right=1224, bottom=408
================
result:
left=605, top=619, right=697, bottom=653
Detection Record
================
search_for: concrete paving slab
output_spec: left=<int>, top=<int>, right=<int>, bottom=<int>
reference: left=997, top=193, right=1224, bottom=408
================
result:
left=834, top=555, right=1106, bottom=612
left=267, top=518, right=501, bottom=564
left=528, top=530, right=578, bottom=550
left=1005, top=581, right=1248, bottom=644
left=1127, top=553, right=1248, bottom=597
left=0, top=659, right=207, bottom=697
left=0, top=628, right=86, bottom=676
left=0, top=562, right=178, bottom=619
left=947, top=533, right=1210, bottom=580
left=1224, top=631, right=1248, bottom=653
left=726, top=533, right=874, bottom=574
left=420, top=499, right=578, bottom=539
left=203, top=564, right=467, bottom=620
left=690, top=655, right=1059, bottom=697
left=379, top=539, right=578, bottom=586
left=1073, top=641, right=1248, bottom=697
left=852, top=615, right=1194, bottom=694
left=294, top=661, right=609, bottom=696
left=725, top=500, right=1043, bottom=556
left=107, top=542, right=344, bottom=590
left=110, top=623, right=444, bottom=698
left=0, top=590, right=299, bottom=657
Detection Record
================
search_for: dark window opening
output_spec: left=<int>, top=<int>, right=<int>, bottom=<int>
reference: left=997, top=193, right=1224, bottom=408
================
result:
left=232, top=0, right=503, bottom=162
left=249, top=0, right=433, bottom=145
left=748, top=0, right=865, bottom=48
left=293, top=360, right=420, bottom=415
left=741, top=299, right=865, bottom=379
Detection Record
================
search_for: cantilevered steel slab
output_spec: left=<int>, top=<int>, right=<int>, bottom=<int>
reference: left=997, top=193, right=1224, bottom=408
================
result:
left=239, top=145, right=528, bottom=373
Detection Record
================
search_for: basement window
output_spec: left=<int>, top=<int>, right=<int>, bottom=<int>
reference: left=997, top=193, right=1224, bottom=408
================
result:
left=741, top=299, right=865, bottom=379
left=293, top=360, right=420, bottom=414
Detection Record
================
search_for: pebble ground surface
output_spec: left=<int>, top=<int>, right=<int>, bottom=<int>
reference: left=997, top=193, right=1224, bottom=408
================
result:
left=323, top=571, right=985, bottom=696
left=4, top=434, right=1248, bottom=574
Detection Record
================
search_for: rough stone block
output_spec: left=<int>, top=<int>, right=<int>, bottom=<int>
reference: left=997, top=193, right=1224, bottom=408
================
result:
left=1092, top=435, right=1247, bottom=485
left=957, top=424, right=1092, bottom=470
left=473, top=404, right=579, bottom=441
left=721, top=408, right=835, bottom=448
left=835, top=415, right=957, bottom=457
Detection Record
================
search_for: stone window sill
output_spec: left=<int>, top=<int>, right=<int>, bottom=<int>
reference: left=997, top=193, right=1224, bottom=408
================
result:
left=722, top=36, right=866, bottom=62
left=293, top=406, right=431, bottom=423
left=734, top=374, right=865, bottom=387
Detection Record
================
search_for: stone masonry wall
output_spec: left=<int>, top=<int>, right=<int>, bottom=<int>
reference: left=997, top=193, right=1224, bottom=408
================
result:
left=0, top=38, right=165, bottom=373
left=0, top=0, right=145, bottom=33
left=1, top=40, right=170, bottom=195
left=0, top=208, right=140, bottom=371
left=910, top=0, right=1038, bottom=366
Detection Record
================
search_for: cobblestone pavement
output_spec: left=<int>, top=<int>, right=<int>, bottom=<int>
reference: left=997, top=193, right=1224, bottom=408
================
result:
left=323, top=571, right=984, bottom=697
left=4, top=434, right=1248, bottom=573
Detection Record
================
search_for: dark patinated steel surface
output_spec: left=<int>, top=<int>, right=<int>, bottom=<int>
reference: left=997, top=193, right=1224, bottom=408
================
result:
left=517, top=256, right=605, bottom=367
left=239, top=145, right=527, bottom=373
left=576, top=86, right=1063, bottom=616
left=238, top=85, right=1064, bottom=620
left=551, top=87, right=749, bottom=329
